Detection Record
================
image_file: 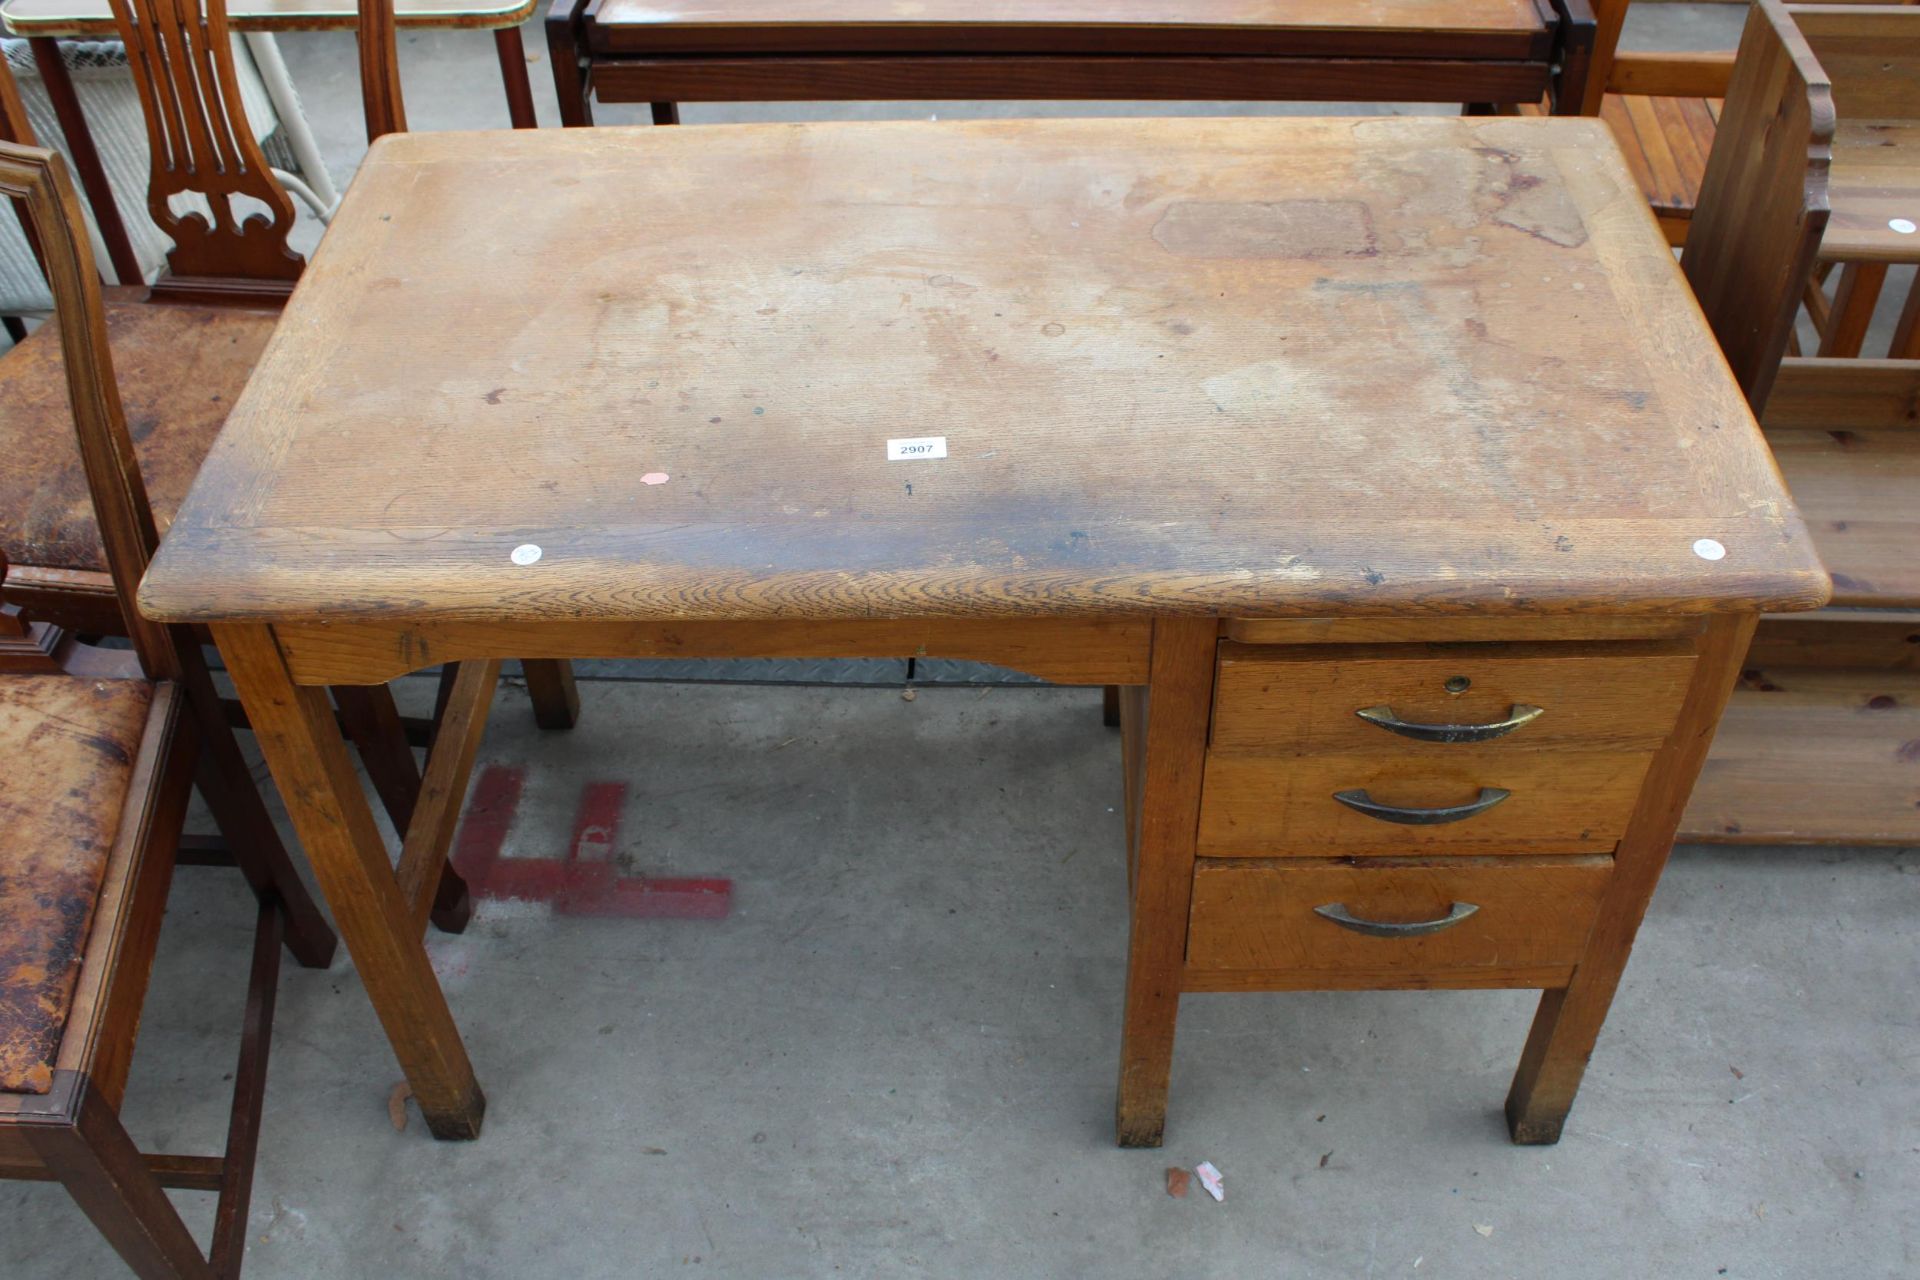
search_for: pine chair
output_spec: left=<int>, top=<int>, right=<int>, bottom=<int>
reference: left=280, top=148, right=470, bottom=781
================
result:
left=1673, top=0, right=1920, bottom=845
left=0, top=136, right=336, bottom=1280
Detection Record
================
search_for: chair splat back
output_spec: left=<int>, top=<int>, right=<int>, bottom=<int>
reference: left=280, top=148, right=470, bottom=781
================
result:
left=1681, top=0, right=1834, bottom=413
left=0, top=142, right=176, bottom=677
left=104, top=0, right=408, bottom=294
left=107, top=0, right=303, bottom=288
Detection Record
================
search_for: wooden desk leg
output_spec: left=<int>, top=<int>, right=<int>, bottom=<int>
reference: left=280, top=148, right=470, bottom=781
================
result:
left=1101, top=684, right=1121, bottom=728
left=494, top=26, right=540, bottom=128
left=1505, top=613, right=1754, bottom=1144
left=215, top=623, right=487, bottom=1140
left=522, top=658, right=581, bottom=729
left=1113, top=617, right=1216, bottom=1148
left=651, top=101, right=680, bottom=126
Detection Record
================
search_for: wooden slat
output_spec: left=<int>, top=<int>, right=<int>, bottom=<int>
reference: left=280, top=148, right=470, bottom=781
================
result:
left=1746, top=608, right=1920, bottom=669
left=395, top=659, right=499, bottom=934
left=1621, top=92, right=1691, bottom=211
left=1822, top=118, right=1920, bottom=264
left=1766, top=428, right=1920, bottom=608
left=1763, top=357, right=1920, bottom=429
left=1605, top=50, right=1734, bottom=99
left=1682, top=667, right=1920, bottom=843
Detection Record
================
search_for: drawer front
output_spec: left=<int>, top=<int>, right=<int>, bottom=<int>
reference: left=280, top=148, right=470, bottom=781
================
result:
left=1211, top=641, right=1698, bottom=755
left=1198, top=641, right=1696, bottom=856
left=1185, top=856, right=1612, bottom=984
left=1198, top=749, right=1659, bottom=854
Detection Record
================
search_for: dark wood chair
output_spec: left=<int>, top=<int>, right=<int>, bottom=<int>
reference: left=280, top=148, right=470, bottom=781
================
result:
left=0, top=0, right=581, bottom=733
left=0, top=136, right=337, bottom=1280
left=1673, top=0, right=1920, bottom=845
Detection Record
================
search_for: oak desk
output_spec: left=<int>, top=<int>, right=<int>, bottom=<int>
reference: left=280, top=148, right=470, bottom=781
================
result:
left=547, top=0, right=1596, bottom=128
left=139, top=117, right=1827, bottom=1147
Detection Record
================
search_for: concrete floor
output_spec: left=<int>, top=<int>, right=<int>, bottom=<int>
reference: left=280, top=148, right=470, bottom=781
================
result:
left=8, top=4, right=1919, bottom=1277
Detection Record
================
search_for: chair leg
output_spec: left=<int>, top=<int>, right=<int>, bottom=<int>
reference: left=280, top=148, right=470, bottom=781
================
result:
left=208, top=900, right=284, bottom=1280
left=1102, top=684, right=1121, bottom=728
left=334, top=684, right=423, bottom=832
left=177, top=632, right=337, bottom=969
left=522, top=658, right=581, bottom=729
left=26, top=1075, right=215, bottom=1280
left=650, top=101, right=679, bottom=125
left=1818, top=261, right=1888, bottom=358
left=493, top=26, right=539, bottom=128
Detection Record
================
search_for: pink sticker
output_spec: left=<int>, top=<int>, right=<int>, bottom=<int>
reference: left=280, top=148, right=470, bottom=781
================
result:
left=641, top=472, right=670, bottom=486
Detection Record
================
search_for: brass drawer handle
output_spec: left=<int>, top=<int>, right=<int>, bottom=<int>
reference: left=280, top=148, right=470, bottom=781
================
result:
left=1331, top=787, right=1511, bottom=824
left=1354, top=703, right=1544, bottom=743
left=1313, top=902, right=1480, bottom=938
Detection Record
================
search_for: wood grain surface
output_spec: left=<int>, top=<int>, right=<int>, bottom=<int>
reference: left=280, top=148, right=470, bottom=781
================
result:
left=137, top=117, right=1827, bottom=626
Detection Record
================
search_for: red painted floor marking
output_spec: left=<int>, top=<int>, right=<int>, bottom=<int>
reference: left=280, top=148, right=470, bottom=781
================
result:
left=450, top=765, right=731, bottom=920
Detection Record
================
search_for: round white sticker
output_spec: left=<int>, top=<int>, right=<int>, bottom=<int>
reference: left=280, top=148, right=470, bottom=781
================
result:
left=1692, top=538, right=1727, bottom=562
left=1892, top=218, right=1918, bottom=234
left=510, top=543, right=543, bottom=566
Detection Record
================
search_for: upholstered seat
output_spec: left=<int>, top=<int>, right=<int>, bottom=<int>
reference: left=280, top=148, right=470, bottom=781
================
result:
left=0, top=670, right=154, bottom=1094
left=0, top=298, right=274, bottom=573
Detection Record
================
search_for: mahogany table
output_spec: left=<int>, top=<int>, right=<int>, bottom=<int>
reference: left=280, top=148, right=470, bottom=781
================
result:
left=139, top=116, right=1826, bottom=1147
left=547, top=0, right=1596, bottom=127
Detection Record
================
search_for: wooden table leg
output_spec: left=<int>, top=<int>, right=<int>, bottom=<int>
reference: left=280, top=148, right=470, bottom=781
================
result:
left=1113, top=617, right=1216, bottom=1148
left=214, top=623, right=486, bottom=1140
left=522, top=657, right=581, bottom=729
left=651, top=101, right=680, bottom=126
left=493, top=26, right=540, bottom=128
left=1504, top=613, right=1755, bottom=1143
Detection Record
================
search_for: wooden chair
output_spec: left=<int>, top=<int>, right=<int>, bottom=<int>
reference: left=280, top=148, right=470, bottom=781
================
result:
left=0, top=0, right=580, bottom=734
left=1674, top=0, right=1920, bottom=844
left=1542, top=0, right=1910, bottom=249
left=0, top=136, right=337, bottom=1280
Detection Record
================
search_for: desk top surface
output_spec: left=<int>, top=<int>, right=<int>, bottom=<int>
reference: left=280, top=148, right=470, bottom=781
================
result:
left=139, top=117, right=1828, bottom=627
